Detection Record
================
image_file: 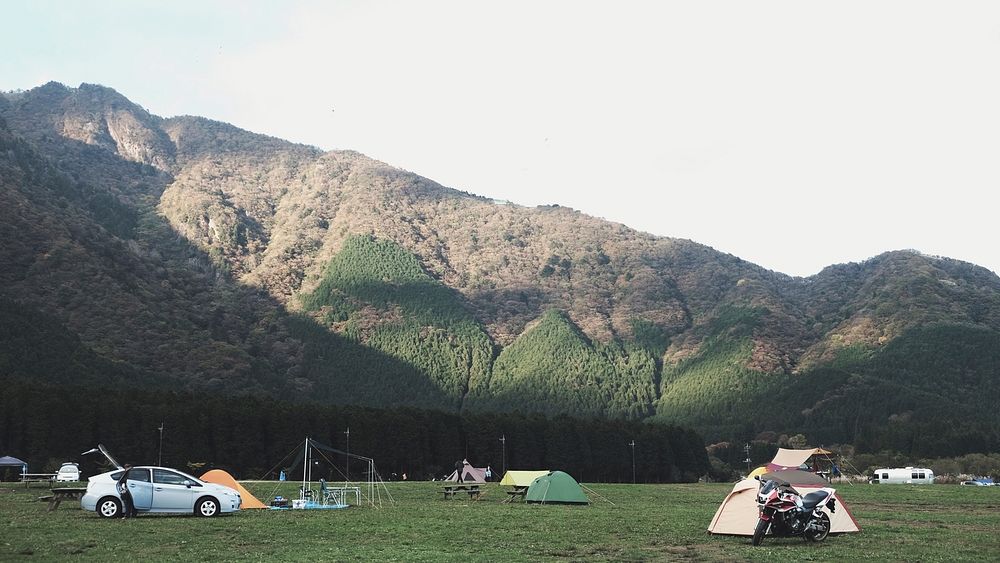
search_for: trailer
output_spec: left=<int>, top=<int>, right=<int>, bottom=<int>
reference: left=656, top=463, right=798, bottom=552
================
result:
left=869, top=467, right=935, bottom=484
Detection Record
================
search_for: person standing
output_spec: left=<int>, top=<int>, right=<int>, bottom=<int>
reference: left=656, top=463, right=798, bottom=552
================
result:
left=454, top=460, right=464, bottom=483
left=117, top=465, right=137, bottom=519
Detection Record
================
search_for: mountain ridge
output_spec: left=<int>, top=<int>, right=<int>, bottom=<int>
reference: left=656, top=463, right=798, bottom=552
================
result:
left=2, top=82, right=998, bottom=454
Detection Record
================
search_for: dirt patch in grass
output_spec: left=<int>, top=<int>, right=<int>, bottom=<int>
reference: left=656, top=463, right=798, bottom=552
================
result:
left=656, top=543, right=744, bottom=562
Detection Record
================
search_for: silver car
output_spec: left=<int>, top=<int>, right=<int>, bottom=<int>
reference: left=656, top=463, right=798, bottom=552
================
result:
left=81, top=466, right=241, bottom=517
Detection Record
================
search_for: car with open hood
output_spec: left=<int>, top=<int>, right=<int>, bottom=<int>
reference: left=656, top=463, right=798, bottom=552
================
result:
left=80, top=466, right=241, bottom=517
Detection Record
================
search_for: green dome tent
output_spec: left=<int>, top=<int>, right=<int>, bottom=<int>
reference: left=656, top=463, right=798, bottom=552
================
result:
left=525, top=471, right=589, bottom=505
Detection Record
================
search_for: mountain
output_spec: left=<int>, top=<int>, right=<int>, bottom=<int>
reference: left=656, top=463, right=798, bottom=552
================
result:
left=2, top=82, right=999, bottom=456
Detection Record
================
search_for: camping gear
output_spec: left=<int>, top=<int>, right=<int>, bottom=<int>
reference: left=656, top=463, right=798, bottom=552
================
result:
left=751, top=477, right=837, bottom=546
left=200, top=469, right=267, bottom=509
left=262, top=437, right=391, bottom=509
left=525, top=471, right=589, bottom=505
left=708, top=469, right=860, bottom=535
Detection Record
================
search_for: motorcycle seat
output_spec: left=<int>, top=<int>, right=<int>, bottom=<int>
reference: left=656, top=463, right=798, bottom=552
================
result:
left=801, top=491, right=828, bottom=510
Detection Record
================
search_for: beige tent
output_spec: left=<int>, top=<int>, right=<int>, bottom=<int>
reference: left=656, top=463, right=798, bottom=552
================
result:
left=499, top=470, right=550, bottom=487
left=708, top=469, right=861, bottom=535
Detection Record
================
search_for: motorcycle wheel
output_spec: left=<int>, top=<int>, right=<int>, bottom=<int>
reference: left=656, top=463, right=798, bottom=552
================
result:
left=752, top=518, right=769, bottom=546
left=805, top=512, right=831, bottom=542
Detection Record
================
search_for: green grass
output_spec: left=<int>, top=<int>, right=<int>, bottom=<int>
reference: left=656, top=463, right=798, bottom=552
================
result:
left=2, top=481, right=998, bottom=561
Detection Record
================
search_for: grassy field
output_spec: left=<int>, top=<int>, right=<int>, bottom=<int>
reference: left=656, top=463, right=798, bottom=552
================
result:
left=2, top=481, right=998, bottom=561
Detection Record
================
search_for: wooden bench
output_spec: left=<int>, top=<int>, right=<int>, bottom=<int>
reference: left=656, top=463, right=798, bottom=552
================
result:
left=441, top=485, right=482, bottom=500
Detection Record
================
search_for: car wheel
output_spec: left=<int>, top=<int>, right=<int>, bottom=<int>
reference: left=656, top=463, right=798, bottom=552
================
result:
left=97, top=497, right=122, bottom=518
left=195, top=497, right=220, bottom=517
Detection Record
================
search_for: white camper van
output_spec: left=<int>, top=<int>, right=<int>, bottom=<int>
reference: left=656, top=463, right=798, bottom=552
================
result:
left=869, top=467, right=934, bottom=484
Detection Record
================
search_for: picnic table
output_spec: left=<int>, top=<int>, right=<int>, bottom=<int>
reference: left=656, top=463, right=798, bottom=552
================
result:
left=39, top=487, right=87, bottom=512
left=20, top=473, right=57, bottom=488
left=503, top=485, right=529, bottom=503
left=441, top=484, right=482, bottom=500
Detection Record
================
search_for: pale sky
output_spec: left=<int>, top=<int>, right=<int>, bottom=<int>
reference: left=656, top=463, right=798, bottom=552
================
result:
left=3, top=1, right=999, bottom=277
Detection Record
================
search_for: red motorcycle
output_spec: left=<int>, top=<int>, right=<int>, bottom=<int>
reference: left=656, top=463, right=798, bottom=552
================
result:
left=752, top=477, right=836, bottom=546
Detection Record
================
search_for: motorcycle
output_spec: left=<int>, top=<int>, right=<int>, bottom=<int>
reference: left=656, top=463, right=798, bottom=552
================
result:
left=751, top=476, right=836, bottom=546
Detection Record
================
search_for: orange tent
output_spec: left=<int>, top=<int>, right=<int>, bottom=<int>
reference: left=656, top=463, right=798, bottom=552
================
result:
left=201, top=469, right=267, bottom=509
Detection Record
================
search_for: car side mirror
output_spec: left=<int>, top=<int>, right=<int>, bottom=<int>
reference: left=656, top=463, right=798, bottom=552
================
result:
left=184, top=480, right=193, bottom=488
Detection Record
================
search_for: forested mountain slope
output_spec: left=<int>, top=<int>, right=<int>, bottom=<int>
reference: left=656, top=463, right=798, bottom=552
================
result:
left=2, top=82, right=999, bottom=455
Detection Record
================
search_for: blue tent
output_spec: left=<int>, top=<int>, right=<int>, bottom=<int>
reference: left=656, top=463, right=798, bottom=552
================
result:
left=0, top=455, right=28, bottom=473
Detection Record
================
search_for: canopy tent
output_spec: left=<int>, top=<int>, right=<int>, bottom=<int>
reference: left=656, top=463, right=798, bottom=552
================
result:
left=767, top=448, right=834, bottom=471
left=446, top=461, right=488, bottom=484
left=0, top=456, right=27, bottom=469
left=747, top=466, right=768, bottom=480
left=525, top=471, right=589, bottom=505
left=201, top=470, right=267, bottom=509
left=499, top=470, right=550, bottom=487
left=708, top=469, right=860, bottom=536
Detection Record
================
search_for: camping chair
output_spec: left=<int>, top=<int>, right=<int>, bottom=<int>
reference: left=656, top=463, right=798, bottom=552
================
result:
left=319, top=479, right=342, bottom=505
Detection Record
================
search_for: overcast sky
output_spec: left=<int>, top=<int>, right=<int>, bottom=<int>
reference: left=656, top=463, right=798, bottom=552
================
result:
left=3, top=1, right=998, bottom=277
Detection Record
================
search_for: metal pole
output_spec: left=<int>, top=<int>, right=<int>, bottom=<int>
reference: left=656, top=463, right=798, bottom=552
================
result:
left=344, top=427, right=351, bottom=482
left=629, top=440, right=636, bottom=483
left=499, top=435, right=506, bottom=476
left=157, top=423, right=164, bottom=466
left=302, top=437, right=309, bottom=500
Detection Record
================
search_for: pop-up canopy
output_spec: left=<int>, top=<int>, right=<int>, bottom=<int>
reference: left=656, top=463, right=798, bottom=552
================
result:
left=0, top=456, right=27, bottom=469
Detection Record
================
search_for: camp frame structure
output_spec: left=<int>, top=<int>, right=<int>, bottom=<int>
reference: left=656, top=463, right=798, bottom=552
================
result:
left=264, top=437, right=393, bottom=509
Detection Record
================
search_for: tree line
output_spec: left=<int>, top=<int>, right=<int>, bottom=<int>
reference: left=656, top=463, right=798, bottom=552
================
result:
left=0, top=378, right=709, bottom=484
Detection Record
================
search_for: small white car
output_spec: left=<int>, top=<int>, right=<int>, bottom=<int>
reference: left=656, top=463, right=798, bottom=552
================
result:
left=56, top=462, right=81, bottom=482
left=81, top=466, right=241, bottom=517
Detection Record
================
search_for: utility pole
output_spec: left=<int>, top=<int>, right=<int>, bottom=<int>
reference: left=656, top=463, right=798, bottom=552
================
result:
left=499, top=435, right=506, bottom=476
left=744, top=443, right=752, bottom=474
left=629, top=440, right=636, bottom=483
left=344, top=427, right=351, bottom=482
left=157, top=423, right=165, bottom=466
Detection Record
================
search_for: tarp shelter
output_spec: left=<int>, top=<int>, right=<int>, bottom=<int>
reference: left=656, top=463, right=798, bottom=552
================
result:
left=201, top=470, right=267, bottom=509
left=767, top=448, right=834, bottom=471
left=525, top=471, right=589, bottom=505
left=499, top=470, right=550, bottom=487
left=446, top=461, right=488, bottom=484
left=708, top=469, right=861, bottom=535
